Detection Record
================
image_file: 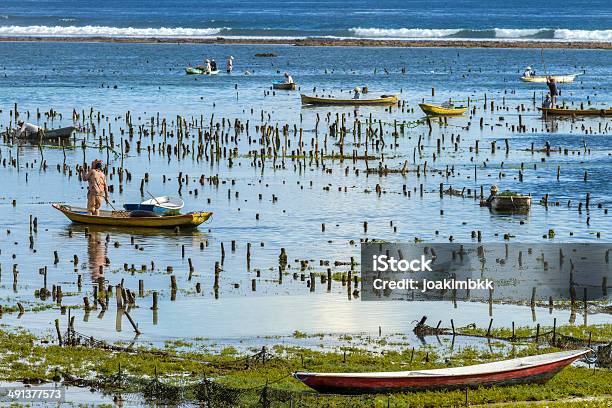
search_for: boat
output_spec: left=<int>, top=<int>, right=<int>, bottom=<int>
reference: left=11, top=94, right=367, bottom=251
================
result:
left=6, top=126, right=75, bottom=141
left=273, top=82, right=297, bottom=91
left=520, top=74, right=580, bottom=83
left=538, top=107, right=612, bottom=117
left=490, top=195, right=531, bottom=212
left=52, top=204, right=211, bottom=229
left=123, top=196, right=184, bottom=215
left=419, top=103, right=467, bottom=116
left=185, top=67, right=220, bottom=75
left=294, top=349, right=589, bottom=394
left=301, top=94, right=398, bottom=106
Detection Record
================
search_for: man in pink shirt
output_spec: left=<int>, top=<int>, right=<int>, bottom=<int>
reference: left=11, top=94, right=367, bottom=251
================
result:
left=81, top=159, right=109, bottom=215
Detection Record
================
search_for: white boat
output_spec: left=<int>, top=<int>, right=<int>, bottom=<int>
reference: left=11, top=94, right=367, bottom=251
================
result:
left=521, top=74, right=580, bottom=83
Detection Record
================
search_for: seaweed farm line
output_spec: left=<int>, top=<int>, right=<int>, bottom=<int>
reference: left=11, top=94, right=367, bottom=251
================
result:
left=0, top=44, right=610, bottom=350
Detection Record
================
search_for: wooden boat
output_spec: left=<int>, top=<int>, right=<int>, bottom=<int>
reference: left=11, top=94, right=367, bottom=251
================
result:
left=185, top=67, right=219, bottom=75
left=273, top=82, right=297, bottom=91
left=294, top=349, right=589, bottom=394
left=123, top=196, right=184, bottom=215
left=6, top=126, right=75, bottom=140
left=52, top=204, right=211, bottom=229
left=301, top=94, right=398, bottom=106
left=419, top=103, right=467, bottom=116
left=539, top=107, right=612, bottom=117
left=490, top=195, right=531, bottom=212
left=520, top=74, right=580, bottom=83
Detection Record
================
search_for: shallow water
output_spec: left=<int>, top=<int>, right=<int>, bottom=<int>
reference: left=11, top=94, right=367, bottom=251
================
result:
left=0, top=43, right=610, bottom=348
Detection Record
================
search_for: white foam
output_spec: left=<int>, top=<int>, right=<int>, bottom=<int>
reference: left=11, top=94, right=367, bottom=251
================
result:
left=554, top=29, right=612, bottom=42
left=0, top=25, right=227, bottom=38
left=349, top=27, right=461, bottom=38
left=494, top=28, right=543, bottom=38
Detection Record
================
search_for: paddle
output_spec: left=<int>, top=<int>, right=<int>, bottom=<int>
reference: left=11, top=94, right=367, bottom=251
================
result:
left=541, top=48, right=548, bottom=77
left=147, top=191, right=162, bottom=206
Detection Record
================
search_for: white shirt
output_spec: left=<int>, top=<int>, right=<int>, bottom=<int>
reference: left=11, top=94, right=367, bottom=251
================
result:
left=285, top=75, right=294, bottom=84
left=17, top=122, right=40, bottom=137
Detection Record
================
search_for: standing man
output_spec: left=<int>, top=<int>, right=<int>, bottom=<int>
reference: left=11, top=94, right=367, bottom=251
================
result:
left=81, top=159, right=109, bottom=216
left=546, top=77, right=558, bottom=108
left=284, top=72, right=294, bottom=84
left=226, top=55, right=234, bottom=73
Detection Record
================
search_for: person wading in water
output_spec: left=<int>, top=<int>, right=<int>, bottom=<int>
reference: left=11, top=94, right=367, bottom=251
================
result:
left=80, top=159, right=109, bottom=216
left=546, top=77, right=558, bottom=108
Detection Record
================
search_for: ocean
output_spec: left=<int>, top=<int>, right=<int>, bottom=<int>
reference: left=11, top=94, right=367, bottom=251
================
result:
left=1, top=0, right=611, bottom=41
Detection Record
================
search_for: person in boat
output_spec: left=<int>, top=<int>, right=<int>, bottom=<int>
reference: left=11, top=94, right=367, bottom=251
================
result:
left=284, top=72, right=294, bottom=84
left=81, top=159, right=109, bottom=216
left=523, top=66, right=534, bottom=78
left=482, top=185, right=498, bottom=207
left=353, top=87, right=361, bottom=99
left=226, top=56, right=234, bottom=73
left=362, top=86, right=368, bottom=94
left=15, top=120, right=40, bottom=138
left=210, top=59, right=217, bottom=72
left=204, top=59, right=212, bottom=74
left=546, top=76, right=558, bottom=107
left=542, top=93, right=552, bottom=109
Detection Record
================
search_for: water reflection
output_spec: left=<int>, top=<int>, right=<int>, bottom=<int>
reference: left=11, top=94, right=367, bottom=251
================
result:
left=87, top=231, right=106, bottom=282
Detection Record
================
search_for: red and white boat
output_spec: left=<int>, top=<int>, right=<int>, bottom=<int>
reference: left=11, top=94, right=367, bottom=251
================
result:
left=294, top=349, right=589, bottom=394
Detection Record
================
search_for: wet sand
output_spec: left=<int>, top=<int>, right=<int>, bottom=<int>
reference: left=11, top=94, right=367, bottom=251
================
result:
left=0, top=36, right=610, bottom=49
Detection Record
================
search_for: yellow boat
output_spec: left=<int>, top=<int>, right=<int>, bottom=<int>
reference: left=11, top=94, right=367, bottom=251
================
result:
left=273, top=82, right=297, bottom=90
left=301, top=94, right=398, bottom=106
left=419, top=103, right=467, bottom=116
left=538, top=107, right=612, bottom=117
left=52, top=204, right=212, bottom=228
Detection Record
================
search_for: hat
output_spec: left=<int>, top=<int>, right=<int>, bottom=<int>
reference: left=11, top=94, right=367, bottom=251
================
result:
left=526, top=66, right=532, bottom=70
left=354, top=87, right=361, bottom=92
left=17, top=120, right=24, bottom=125
left=206, top=59, right=210, bottom=62
left=229, top=56, right=234, bottom=60
left=490, top=185, right=498, bottom=193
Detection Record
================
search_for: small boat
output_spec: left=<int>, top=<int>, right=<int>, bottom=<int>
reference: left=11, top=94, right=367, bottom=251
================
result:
left=52, top=204, right=211, bottom=229
left=294, top=349, right=589, bottom=394
left=520, top=74, right=579, bottom=83
left=539, top=107, right=612, bottom=117
left=273, top=82, right=297, bottom=91
left=6, top=126, right=75, bottom=140
left=490, top=195, right=531, bottom=212
left=301, top=94, right=398, bottom=106
left=419, top=103, right=467, bottom=116
left=123, top=196, right=184, bottom=215
left=185, top=67, right=220, bottom=75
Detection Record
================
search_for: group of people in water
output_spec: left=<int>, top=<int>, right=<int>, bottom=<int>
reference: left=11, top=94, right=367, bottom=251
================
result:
left=193, top=56, right=234, bottom=74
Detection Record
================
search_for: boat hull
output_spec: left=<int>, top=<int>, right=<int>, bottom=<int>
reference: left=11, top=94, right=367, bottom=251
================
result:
left=490, top=196, right=531, bottom=212
left=539, top=107, right=612, bottom=117
left=521, top=74, right=578, bottom=83
left=186, top=67, right=219, bottom=75
left=301, top=94, right=398, bottom=106
left=273, top=82, right=296, bottom=90
left=294, top=350, right=588, bottom=395
left=53, top=204, right=211, bottom=228
left=8, top=126, right=76, bottom=141
left=419, top=103, right=467, bottom=116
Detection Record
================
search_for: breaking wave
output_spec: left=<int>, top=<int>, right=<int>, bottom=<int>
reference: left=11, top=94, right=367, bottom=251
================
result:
left=0, top=25, right=227, bottom=38
left=349, top=27, right=612, bottom=42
